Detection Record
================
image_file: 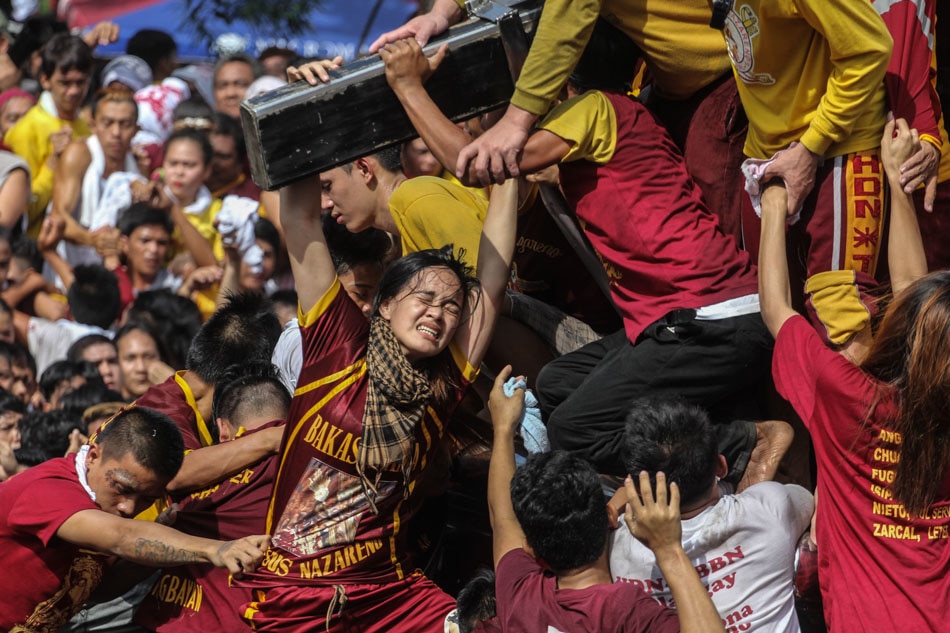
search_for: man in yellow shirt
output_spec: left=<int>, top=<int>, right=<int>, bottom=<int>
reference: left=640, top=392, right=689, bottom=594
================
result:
left=5, top=34, right=92, bottom=237
left=715, top=0, right=892, bottom=357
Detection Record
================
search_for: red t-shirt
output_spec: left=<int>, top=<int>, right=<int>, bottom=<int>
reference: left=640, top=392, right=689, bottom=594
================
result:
left=550, top=91, right=759, bottom=343
left=240, top=280, right=476, bottom=587
left=773, top=315, right=950, bottom=632
left=134, top=421, right=282, bottom=632
left=133, top=372, right=211, bottom=450
left=495, top=549, right=679, bottom=633
left=0, top=456, right=109, bottom=631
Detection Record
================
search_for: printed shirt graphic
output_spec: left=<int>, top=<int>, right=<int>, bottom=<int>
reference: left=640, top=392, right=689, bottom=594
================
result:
left=611, top=482, right=813, bottom=632
left=240, top=279, right=474, bottom=587
left=0, top=456, right=108, bottom=632
left=773, top=315, right=950, bottom=632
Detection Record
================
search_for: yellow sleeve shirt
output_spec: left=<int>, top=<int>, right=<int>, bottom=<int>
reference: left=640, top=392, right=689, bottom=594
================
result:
left=722, top=0, right=892, bottom=158
left=388, top=176, right=487, bottom=269
left=537, top=91, right=617, bottom=165
left=4, top=106, right=90, bottom=236
left=509, top=0, right=731, bottom=114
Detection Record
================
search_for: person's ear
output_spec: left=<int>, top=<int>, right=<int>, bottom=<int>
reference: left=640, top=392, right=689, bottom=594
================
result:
left=716, top=454, right=728, bottom=479
left=86, top=442, right=102, bottom=468
left=217, top=418, right=232, bottom=442
left=354, top=157, right=374, bottom=184
left=377, top=298, right=392, bottom=320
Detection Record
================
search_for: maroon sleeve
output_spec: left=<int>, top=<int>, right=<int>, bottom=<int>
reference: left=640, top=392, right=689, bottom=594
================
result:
left=878, top=0, right=941, bottom=143
left=495, top=549, right=542, bottom=623
left=298, top=279, right=369, bottom=368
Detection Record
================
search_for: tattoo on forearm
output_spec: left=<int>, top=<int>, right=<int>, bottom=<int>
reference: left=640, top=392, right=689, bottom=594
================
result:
left=132, top=538, right=203, bottom=564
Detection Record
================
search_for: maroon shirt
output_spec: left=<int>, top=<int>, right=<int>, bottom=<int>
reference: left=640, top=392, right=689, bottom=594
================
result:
left=555, top=91, right=759, bottom=343
left=495, top=549, right=679, bottom=633
left=133, top=373, right=210, bottom=450
left=134, top=420, right=282, bottom=632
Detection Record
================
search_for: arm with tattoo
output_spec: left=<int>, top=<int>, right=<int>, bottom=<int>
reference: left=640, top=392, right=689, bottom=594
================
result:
left=57, top=509, right=270, bottom=576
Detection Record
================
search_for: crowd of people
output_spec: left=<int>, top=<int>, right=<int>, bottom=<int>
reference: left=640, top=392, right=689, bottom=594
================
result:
left=0, top=0, right=947, bottom=632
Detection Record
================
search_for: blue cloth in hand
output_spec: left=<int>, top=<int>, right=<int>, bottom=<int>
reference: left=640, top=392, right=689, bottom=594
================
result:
left=503, top=377, right=548, bottom=454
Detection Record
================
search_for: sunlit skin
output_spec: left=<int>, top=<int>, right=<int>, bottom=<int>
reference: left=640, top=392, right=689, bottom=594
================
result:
left=378, top=267, right=464, bottom=362
left=238, top=238, right=276, bottom=292
left=319, top=167, right=378, bottom=233
left=93, top=100, right=138, bottom=164
left=213, top=61, right=254, bottom=119
left=80, top=342, right=122, bottom=392
left=117, top=330, right=160, bottom=400
left=0, top=410, right=21, bottom=449
left=163, top=138, right=211, bottom=205
left=40, top=67, right=91, bottom=121
left=0, top=96, right=32, bottom=136
left=83, top=444, right=166, bottom=518
left=121, top=225, right=171, bottom=286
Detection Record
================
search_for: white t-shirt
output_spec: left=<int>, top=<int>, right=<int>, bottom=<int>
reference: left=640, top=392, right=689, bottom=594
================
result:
left=27, top=318, right=112, bottom=377
left=610, top=482, right=813, bottom=633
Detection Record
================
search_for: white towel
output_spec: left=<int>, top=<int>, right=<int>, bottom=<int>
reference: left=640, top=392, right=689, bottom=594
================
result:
left=91, top=172, right=148, bottom=231
left=740, top=146, right=802, bottom=225
left=216, top=195, right=264, bottom=274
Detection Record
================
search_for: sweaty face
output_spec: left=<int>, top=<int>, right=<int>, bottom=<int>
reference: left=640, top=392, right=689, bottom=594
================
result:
left=122, top=225, right=171, bottom=280
left=93, top=100, right=138, bottom=162
left=213, top=61, right=254, bottom=118
left=85, top=444, right=166, bottom=518
left=0, top=96, right=32, bottom=136
left=41, top=67, right=91, bottom=120
left=81, top=342, right=122, bottom=392
left=163, top=139, right=210, bottom=203
left=378, top=266, right=464, bottom=362
left=320, top=167, right=376, bottom=233
left=117, top=330, right=160, bottom=400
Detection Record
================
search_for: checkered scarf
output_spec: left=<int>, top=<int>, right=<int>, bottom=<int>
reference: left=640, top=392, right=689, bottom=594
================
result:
left=358, top=316, right=432, bottom=514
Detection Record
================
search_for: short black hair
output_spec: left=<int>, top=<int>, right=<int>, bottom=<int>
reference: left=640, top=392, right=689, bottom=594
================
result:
left=11, top=234, right=42, bottom=272
left=186, top=292, right=282, bottom=385
left=254, top=216, right=280, bottom=255
left=510, top=451, right=608, bottom=572
left=211, top=361, right=290, bottom=430
left=39, top=359, right=103, bottom=401
left=39, top=32, right=93, bottom=80
left=9, top=16, right=68, bottom=69
left=323, top=213, right=392, bottom=276
left=165, top=127, right=213, bottom=166
left=269, top=289, right=297, bottom=311
left=456, top=568, right=497, bottom=633
left=118, top=202, right=174, bottom=237
left=67, top=334, right=116, bottom=363
left=213, top=53, right=259, bottom=84
left=210, top=111, right=247, bottom=160
left=127, top=291, right=203, bottom=370
left=67, top=265, right=120, bottom=329
left=59, top=383, right=124, bottom=420
left=126, top=29, right=177, bottom=72
left=15, top=410, right=84, bottom=466
left=622, top=397, right=719, bottom=509
left=97, top=406, right=184, bottom=482
left=0, top=388, right=25, bottom=415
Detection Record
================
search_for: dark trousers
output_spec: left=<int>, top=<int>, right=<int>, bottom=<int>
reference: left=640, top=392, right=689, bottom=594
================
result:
left=536, top=310, right=773, bottom=481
